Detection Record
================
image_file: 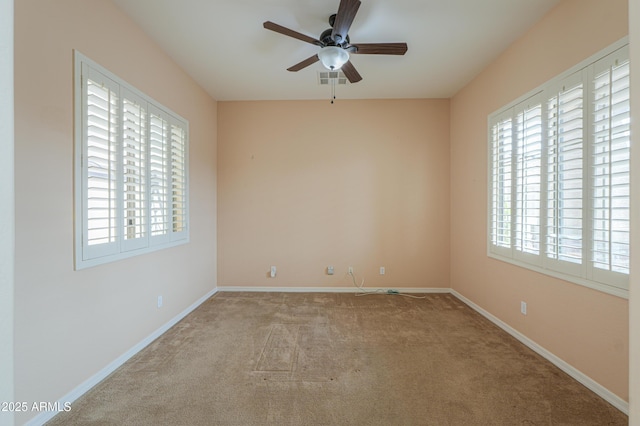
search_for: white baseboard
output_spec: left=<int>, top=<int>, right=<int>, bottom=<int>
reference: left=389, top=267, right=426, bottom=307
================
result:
left=25, top=287, right=219, bottom=426
left=449, top=289, right=629, bottom=415
left=217, top=286, right=450, bottom=294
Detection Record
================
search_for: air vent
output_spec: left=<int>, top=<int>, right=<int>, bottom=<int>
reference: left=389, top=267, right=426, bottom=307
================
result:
left=318, top=71, right=348, bottom=85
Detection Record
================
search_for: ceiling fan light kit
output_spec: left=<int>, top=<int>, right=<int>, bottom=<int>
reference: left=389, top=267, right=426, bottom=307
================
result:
left=318, top=46, right=349, bottom=70
left=263, top=0, right=407, bottom=84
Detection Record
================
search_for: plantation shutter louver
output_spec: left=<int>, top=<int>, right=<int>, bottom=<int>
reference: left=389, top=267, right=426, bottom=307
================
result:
left=546, top=73, right=584, bottom=271
left=591, top=48, right=630, bottom=281
left=149, top=108, right=170, bottom=240
left=490, top=113, right=513, bottom=253
left=515, top=99, right=543, bottom=258
left=121, top=92, right=148, bottom=251
left=84, top=67, right=119, bottom=259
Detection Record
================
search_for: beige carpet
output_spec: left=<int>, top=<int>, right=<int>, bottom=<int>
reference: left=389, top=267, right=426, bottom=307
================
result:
left=47, top=292, right=627, bottom=425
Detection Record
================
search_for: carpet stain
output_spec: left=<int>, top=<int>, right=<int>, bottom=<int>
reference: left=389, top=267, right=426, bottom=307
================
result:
left=256, top=324, right=300, bottom=372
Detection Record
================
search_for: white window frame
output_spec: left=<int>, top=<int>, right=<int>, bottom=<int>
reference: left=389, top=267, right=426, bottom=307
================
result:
left=74, top=51, right=189, bottom=269
left=487, top=38, right=629, bottom=299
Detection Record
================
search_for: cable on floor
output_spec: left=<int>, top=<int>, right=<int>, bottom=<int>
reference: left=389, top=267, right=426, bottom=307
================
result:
left=348, top=271, right=426, bottom=299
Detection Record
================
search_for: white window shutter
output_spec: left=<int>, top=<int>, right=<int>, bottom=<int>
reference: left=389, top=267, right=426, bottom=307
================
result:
left=489, top=111, right=513, bottom=255
left=485, top=41, right=629, bottom=296
left=121, top=90, right=148, bottom=251
left=591, top=47, right=630, bottom=283
left=545, top=72, right=584, bottom=273
left=515, top=99, right=543, bottom=260
left=149, top=107, right=171, bottom=242
left=75, top=52, right=190, bottom=269
left=170, top=120, right=188, bottom=238
left=83, top=67, right=120, bottom=259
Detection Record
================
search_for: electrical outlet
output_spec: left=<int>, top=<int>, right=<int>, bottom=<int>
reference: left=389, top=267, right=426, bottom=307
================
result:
left=270, top=266, right=277, bottom=278
left=157, top=295, right=163, bottom=308
left=348, top=266, right=353, bottom=274
left=380, top=266, right=385, bottom=275
left=520, top=301, right=527, bottom=315
left=327, top=266, right=334, bottom=275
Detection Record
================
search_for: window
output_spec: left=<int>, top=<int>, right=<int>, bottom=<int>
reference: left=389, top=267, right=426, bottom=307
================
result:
left=490, top=111, right=513, bottom=252
left=75, top=52, right=189, bottom=269
left=515, top=98, right=542, bottom=259
left=488, top=42, right=629, bottom=297
left=591, top=49, right=630, bottom=282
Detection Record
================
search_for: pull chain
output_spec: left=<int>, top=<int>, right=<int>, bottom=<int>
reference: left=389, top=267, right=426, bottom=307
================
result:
left=330, top=76, right=336, bottom=104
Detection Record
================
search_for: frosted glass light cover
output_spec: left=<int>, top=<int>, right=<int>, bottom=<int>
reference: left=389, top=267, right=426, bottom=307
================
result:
left=318, top=46, right=349, bottom=70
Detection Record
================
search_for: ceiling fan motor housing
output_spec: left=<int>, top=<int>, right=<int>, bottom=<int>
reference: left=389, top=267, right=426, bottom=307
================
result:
left=320, top=28, right=350, bottom=47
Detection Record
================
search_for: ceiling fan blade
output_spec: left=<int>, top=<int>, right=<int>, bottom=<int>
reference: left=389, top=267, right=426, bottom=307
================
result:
left=331, top=0, right=361, bottom=44
left=341, top=60, right=362, bottom=83
left=287, top=55, right=320, bottom=72
left=263, top=21, right=323, bottom=47
left=352, top=43, right=408, bottom=55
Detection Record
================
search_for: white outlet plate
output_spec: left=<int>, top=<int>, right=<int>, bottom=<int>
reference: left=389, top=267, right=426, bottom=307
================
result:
left=520, top=301, right=527, bottom=315
left=348, top=266, right=353, bottom=274
left=327, top=266, right=334, bottom=275
left=157, top=295, right=163, bottom=308
left=270, top=266, right=276, bottom=278
left=380, top=266, right=385, bottom=275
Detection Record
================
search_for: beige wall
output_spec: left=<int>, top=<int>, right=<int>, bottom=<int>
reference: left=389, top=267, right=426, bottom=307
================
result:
left=0, top=0, right=14, bottom=425
left=450, top=0, right=629, bottom=401
left=218, top=99, right=450, bottom=289
left=629, top=0, right=639, bottom=421
left=13, top=0, right=217, bottom=423
left=8, top=0, right=637, bottom=423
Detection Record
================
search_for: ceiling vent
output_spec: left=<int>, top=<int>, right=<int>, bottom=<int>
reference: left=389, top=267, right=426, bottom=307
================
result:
left=318, top=71, right=348, bottom=86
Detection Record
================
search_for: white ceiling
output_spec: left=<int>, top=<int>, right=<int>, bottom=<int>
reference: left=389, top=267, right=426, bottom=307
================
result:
left=112, top=0, right=561, bottom=101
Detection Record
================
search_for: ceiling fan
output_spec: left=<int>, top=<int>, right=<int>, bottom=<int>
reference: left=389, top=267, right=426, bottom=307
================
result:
left=263, top=0, right=408, bottom=83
